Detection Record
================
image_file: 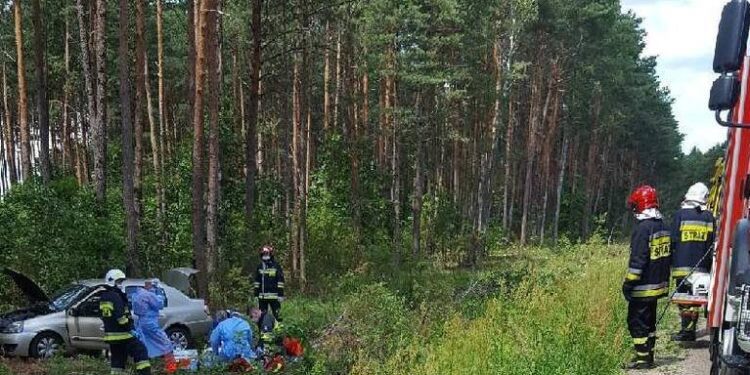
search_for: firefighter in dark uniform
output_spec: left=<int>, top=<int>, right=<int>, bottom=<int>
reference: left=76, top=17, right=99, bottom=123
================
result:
left=253, top=245, right=285, bottom=322
left=623, top=185, right=671, bottom=370
left=100, top=269, right=151, bottom=375
left=671, top=182, right=715, bottom=342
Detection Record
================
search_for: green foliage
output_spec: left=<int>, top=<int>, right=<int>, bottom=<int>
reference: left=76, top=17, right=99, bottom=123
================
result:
left=388, top=244, right=629, bottom=375
left=0, top=178, right=123, bottom=295
left=44, top=355, right=110, bottom=375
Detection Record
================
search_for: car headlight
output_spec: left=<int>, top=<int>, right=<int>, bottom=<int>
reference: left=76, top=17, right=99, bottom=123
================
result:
left=1, top=321, right=23, bottom=334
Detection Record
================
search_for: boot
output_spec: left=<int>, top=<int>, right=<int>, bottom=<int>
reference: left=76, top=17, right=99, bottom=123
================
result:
left=624, top=351, right=654, bottom=370
left=671, top=330, right=696, bottom=342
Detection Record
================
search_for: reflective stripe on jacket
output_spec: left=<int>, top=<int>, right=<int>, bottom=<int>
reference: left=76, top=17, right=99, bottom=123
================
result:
left=671, top=207, right=715, bottom=276
left=625, top=218, right=671, bottom=301
left=254, top=257, right=285, bottom=299
left=99, top=286, right=135, bottom=342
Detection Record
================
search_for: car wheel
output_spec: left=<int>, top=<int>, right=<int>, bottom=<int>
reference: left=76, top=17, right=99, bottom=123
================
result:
left=29, top=332, right=64, bottom=359
left=166, top=326, right=193, bottom=350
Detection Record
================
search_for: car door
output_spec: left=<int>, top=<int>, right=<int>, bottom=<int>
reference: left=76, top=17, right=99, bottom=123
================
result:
left=66, top=288, right=107, bottom=350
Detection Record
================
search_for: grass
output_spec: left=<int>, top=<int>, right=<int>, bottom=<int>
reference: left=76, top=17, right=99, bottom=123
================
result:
left=375, top=242, right=634, bottom=375
left=1, top=241, right=659, bottom=374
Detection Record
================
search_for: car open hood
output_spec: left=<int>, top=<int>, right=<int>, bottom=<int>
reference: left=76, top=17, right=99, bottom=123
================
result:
left=1, top=268, right=49, bottom=304
left=163, top=268, right=199, bottom=296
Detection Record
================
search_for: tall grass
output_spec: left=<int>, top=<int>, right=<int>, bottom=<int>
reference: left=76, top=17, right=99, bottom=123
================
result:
left=352, top=242, right=631, bottom=375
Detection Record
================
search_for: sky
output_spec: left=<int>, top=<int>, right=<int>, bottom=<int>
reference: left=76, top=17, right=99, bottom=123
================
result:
left=621, top=0, right=726, bottom=153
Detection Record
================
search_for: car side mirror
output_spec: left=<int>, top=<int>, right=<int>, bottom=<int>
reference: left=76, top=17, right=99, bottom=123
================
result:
left=714, top=0, right=750, bottom=73
left=710, top=74, right=740, bottom=111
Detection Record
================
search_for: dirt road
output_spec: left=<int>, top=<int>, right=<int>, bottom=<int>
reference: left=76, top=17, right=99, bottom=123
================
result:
left=628, top=328, right=710, bottom=375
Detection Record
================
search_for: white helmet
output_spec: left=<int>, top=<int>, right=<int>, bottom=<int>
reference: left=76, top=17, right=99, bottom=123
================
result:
left=684, top=182, right=709, bottom=204
left=105, top=269, right=127, bottom=286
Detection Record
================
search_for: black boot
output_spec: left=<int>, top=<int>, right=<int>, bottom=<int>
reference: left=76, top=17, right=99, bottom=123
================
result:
left=624, top=351, right=654, bottom=370
left=671, top=330, right=696, bottom=342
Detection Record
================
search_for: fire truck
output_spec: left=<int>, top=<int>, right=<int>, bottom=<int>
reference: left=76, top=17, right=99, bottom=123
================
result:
left=707, top=1, right=750, bottom=374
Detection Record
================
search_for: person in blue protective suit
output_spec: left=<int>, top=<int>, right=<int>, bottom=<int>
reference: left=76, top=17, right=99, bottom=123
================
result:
left=209, top=310, right=257, bottom=362
left=132, top=279, right=176, bottom=370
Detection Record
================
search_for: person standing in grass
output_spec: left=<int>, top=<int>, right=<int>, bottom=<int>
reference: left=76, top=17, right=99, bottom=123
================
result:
left=253, top=245, right=285, bottom=323
left=622, top=185, right=671, bottom=370
left=670, top=183, right=715, bottom=342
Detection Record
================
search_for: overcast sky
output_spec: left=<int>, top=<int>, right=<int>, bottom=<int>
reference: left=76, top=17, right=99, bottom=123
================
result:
left=621, top=0, right=726, bottom=153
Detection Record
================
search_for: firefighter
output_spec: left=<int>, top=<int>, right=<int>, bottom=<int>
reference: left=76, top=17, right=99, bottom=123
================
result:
left=253, top=245, right=285, bottom=322
left=623, top=185, right=671, bottom=370
left=671, top=182, right=715, bottom=342
left=100, top=269, right=151, bottom=375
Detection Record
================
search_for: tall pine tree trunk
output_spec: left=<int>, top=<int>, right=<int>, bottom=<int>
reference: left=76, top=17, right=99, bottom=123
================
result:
left=245, top=0, right=262, bottom=241
left=323, top=20, right=330, bottom=133
left=119, top=0, right=140, bottom=276
left=291, top=58, right=300, bottom=279
left=412, top=122, right=424, bottom=259
left=192, top=0, right=211, bottom=299
left=145, top=53, right=164, bottom=224
left=477, top=40, right=503, bottom=236
left=14, top=0, right=31, bottom=182
left=62, top=15, right=72, bottom=173
left=134, top=0, right=146, bottom=209
left=205, top=1, right=221, bottom=292
left=156, top=0, right=167, bottom=167
left=92, top=0, right=107, bottom=206
left=32, top=0, right=49, bottom=183
left=333, top=28, right=341, bottom=132
left=76, top=0, right=94, bottom=186
left=2, top=64, right=16, bottom=184
left=502, top=95, right=515, bottom=230
left=187, top=0, right=197, bottom=132
left=553, top=132, right=569, bottom=245
left=390, top=70, right=401, bottom=264
left=520, top=65, right=542, bottom=245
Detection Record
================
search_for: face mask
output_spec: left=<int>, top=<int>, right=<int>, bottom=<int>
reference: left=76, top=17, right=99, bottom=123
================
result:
left=262, top=255, right=271, bottom=261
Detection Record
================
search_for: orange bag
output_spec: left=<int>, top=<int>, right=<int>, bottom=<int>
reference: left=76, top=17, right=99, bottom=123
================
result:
left=283, top=337, right=304, bottom=357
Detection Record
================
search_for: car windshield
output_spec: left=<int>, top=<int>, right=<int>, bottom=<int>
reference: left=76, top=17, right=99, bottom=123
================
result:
left=49, top=284, right=91, bottom=311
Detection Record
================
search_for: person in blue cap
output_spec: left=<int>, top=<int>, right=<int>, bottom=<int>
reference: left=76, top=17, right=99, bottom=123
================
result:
left=132, top=279, right=176, bottom=369
left=209, top=310, right=257, bottom=362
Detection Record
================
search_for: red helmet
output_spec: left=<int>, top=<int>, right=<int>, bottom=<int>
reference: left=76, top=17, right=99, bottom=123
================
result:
left=627, top=185, right=659, bottom=213
left=260, top=245, right=274, bottom=255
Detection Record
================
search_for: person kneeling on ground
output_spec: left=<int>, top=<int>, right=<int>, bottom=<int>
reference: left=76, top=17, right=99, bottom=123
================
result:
left=250, top=307, right=278, bottom=348
left=209, top=310, right=257, bottom=362
left=132, top=279, right=176, bottom=371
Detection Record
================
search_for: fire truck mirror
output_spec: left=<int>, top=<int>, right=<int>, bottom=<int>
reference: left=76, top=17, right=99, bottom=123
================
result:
left=713, top=0, right=750, bottom=74
left=709, top=74, right=740, bottom=111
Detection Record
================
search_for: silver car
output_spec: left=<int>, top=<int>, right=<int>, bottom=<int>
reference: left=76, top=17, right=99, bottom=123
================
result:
left=0, top=268, right=212, bottom=358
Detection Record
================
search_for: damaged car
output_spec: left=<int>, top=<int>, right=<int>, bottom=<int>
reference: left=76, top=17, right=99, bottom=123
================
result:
left=0, top=268, right=212, bottom=359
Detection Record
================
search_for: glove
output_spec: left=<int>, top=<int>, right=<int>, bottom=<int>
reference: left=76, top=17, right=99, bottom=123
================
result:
left=278, top=297, right=285, bottom=303
left=622, top=282, right=634, bottom=302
